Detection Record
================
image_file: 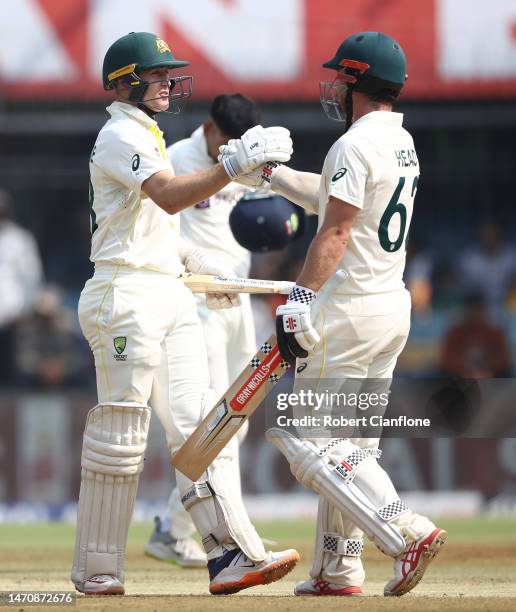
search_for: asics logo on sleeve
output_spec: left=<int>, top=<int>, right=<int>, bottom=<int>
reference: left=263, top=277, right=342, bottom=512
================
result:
left=331, top=167, right=347, bottom=182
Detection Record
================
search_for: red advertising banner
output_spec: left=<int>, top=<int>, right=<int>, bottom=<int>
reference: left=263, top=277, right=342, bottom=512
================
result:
left=1, top=0, right=516, bottom=101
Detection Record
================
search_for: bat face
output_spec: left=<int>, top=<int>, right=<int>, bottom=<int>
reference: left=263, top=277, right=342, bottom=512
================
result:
left=172, top=335, right=290, bottom=481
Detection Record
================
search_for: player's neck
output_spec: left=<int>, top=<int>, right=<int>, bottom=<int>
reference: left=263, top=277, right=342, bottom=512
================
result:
left=352, top=97, right=393, bottom=122
left=114, top=95, right=157, bottom=120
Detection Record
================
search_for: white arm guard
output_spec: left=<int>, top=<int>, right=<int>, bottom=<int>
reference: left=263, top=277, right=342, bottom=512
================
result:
left=270, top=165, right=321, bottom=215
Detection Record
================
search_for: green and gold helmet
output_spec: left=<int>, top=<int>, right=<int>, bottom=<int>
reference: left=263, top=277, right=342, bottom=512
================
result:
left=102, top=32, right=192, bottom=114
left=103, top=31, right=188, bottom=90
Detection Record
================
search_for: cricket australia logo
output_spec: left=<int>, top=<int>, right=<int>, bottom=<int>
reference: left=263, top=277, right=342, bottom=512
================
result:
left=114, top=337, right=127, bottom=361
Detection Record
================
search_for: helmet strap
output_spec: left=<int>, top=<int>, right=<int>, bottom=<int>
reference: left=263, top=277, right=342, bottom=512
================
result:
left=344, top=87, right=353, bottom=132
left=137, top=103, right=156, bottom=119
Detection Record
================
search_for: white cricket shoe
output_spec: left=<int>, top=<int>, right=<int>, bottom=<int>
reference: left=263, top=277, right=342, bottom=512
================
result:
left=75, top=574, right=124, bottom=596
left=384, top=527, right=448, bottom=596
left=208, top=547, right=300, bottom=595
left=144, top=516, right=207, bottom=568
left=294, top=578, right=363, bottom=596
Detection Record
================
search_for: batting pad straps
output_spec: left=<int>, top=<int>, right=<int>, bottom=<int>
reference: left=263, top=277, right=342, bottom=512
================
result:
left=323, top=533, right=364, bottom=557
left=266, top=428, right=406, bottom=557
left=181, top=481, right=214, bottom=511
left=378, top=500, right=409, bottom=522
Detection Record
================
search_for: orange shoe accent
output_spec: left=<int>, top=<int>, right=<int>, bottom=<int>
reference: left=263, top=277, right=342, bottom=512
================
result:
left=386, top=528, right=448, bottom=597
left=209, top=550, right=300, bottom=595
left=297, top=580, right=363, bottom=596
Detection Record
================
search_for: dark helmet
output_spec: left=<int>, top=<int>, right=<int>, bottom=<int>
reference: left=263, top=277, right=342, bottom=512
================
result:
left=320, top=32, right=407, bottom=128
left=102, top=32, right=192, bottom=113
left=229, top=193, right=305, bottom=252
left=323, top=32, right=406, bottom=96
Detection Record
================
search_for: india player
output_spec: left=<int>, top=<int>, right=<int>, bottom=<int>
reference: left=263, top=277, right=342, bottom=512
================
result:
left=226, top=31, right=447, bottom=597
left=145, top=94, right=260, bottom=567
left=72, top=31, right=299, bottom=596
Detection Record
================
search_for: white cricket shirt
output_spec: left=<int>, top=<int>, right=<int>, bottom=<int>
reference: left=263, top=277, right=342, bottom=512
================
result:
left=89, top=101, right=183, bottom=275
left=319, top=111, right=420, bottom=295
left=170, top=126, right=250, bottom=277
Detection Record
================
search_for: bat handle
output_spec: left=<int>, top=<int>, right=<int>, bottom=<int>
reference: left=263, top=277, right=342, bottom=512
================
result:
left=278, top=282, right=295, bottom=295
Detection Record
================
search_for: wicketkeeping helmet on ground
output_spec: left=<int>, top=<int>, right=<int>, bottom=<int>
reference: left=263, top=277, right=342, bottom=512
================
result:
left=320, top=32, right=407, bottom=130
left=103, top=32, right=192, bottom=114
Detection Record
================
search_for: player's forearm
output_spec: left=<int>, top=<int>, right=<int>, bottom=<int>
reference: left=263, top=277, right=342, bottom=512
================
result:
left=271, top=166, right=320, bottom=214
left=144, top=165, right=231, bottom=214
left=296, top=227, right=349, bottom=292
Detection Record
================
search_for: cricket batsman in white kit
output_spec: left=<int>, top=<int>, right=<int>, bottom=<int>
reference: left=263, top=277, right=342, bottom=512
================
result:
left=71, top=31, right=299, bottom=596
left=228, top=31, right=447, bottom=596
left=145, top=94, right=261, bottom=567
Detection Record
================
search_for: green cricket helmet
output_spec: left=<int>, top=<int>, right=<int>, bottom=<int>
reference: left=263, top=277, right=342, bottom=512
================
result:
left=102, top=32, right=192, bottom=114
left=320, top=32, right=407, bottom=127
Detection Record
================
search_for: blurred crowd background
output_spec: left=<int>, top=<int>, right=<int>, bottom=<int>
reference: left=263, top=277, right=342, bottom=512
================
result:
left=1, top=0, right=516, bottom=513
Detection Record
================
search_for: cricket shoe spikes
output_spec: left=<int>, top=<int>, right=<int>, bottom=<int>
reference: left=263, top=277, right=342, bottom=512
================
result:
left=384, top=528, right=448, bottom=596
left=208, top=547, right=300, bottom=595
left=75, top=574, right=124, bottom=596
left=295, top=578, right=363, bottom=596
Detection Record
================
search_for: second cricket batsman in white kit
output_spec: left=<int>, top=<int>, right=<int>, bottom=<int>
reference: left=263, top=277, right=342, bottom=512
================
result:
left=228, top=31, right=447, bottom=597
left=71, top=31, right=299, bottom=596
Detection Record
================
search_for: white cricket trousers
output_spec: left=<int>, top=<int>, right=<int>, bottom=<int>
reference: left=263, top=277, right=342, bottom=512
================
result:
left=78, top=264, right=210, bottom=450
left=158, top=291, right=257, bottom=538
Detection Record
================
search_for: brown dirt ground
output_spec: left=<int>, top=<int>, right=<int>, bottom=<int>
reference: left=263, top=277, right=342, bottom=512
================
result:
left=1, top=535, right=515, bottom=611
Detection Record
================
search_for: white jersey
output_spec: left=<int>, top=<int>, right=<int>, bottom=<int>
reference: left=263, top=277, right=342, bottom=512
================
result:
left=170, top=126, right=250, bottom=277
left=89, top=101, right=183, bottom=275
left=319, top=111, right=419, bottom=295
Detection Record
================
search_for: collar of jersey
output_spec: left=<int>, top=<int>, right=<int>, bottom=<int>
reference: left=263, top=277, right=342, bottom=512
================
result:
left=107, top=100, right=159, bottom=129
left=190, top=125, right=214, bottom=166
left=348, top=111, right=403, bottom=132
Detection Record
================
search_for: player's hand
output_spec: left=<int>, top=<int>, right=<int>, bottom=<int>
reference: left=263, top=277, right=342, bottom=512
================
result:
left=234, top=161, right=282, bottom=188
left=275, top=285, right=320, bottom=366
left=206, top=292, right=240, bottom=310
left=178, top=239, right=241, bottom=309
left=218, top=126, right=292, bottom=179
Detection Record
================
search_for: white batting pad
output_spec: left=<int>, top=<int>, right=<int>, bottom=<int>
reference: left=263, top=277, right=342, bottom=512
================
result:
left=266, top=429, right=406, bottom=557
left=71, top=403, right=151, bottom=584
left=175, top=436, right=266, bottom=562
left=310, top=495, right=366, bottom=586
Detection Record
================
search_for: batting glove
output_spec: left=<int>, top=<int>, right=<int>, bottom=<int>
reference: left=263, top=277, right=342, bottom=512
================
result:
left=178, top=239, right=241, bottom=309
left=218, top=125, right=292, bottom=179
left=276, top=285, right=320, bottom=366
left=232, top=161, right=282, bottom=189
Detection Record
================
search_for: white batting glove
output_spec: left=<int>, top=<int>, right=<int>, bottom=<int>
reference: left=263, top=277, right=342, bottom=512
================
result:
left=233, top=161, right=283, bottom=188
left=276, top=285, right=320, bottom=365
left=218, top=125, right=292, bottom=179
left=178, top=239, right=241, bottom=309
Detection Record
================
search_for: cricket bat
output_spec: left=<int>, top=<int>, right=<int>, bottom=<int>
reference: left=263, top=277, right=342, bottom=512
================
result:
left=180, top=273, right=294, bottom=295
left=172, top=334, right=290, bottom=481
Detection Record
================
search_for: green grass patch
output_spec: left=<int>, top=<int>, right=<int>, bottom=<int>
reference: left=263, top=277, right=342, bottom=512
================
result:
left=0, top=516, right=514, bottom=551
